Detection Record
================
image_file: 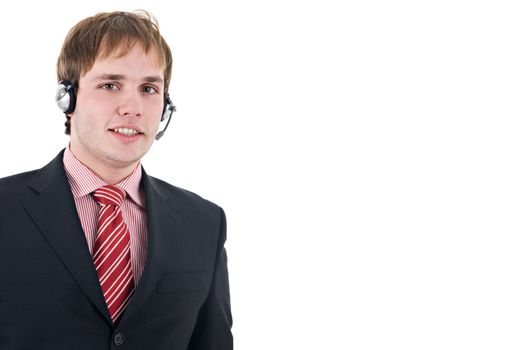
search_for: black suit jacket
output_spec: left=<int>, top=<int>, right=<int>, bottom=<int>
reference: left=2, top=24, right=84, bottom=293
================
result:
left=0, top=151, right=233, bottom=349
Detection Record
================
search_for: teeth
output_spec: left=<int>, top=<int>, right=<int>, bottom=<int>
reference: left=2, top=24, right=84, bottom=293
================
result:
left=114, top=128, right=140, bottom=136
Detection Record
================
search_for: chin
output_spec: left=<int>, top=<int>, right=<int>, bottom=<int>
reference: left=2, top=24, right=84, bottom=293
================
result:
left=105, top=152, right=143, bottom=167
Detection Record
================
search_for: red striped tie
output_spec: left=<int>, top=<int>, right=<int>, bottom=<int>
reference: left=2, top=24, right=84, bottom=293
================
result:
left=92, top=186, right=135, bottom=324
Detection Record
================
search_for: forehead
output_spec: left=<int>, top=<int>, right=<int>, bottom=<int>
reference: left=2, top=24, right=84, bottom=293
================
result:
left=99, top=40, right=164, bottom=67
left=84, top=44, right=164, bottom=80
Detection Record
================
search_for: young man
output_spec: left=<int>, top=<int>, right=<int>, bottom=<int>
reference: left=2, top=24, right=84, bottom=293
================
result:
left=0, top=11, right=233, bottom=349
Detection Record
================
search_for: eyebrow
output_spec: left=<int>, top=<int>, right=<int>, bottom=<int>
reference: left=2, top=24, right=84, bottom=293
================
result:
left=95, top=74, right=164, bottom=84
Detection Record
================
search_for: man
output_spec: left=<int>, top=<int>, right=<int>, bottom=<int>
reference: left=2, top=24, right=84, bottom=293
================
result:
left=0, top=10, right=233, bottom=349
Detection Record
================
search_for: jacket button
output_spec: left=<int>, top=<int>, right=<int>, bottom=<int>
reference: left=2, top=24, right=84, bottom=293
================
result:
left=113, top=332, right=125, bottom=346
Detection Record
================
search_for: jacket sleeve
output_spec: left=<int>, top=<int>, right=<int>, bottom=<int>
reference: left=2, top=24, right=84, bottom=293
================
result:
left=188, top=208, right=233, bottom=349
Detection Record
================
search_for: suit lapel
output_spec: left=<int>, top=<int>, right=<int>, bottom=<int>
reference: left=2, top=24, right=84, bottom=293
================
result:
left=24, top=151, right=111, bottom=324
left=120, top=170, right=182, bottom=323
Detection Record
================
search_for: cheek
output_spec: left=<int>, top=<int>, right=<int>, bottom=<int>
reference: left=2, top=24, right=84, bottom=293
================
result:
left=73, top=108, right=106, bottom=136
left=147, top=108, right=164, bottom=127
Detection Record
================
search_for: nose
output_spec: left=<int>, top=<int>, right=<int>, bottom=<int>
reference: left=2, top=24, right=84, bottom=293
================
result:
left=117, top=90, right=143, bottom=117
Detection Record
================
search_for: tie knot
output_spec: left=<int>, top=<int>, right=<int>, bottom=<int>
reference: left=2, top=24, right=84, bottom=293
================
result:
left=93, top=186, right=126, bottom=206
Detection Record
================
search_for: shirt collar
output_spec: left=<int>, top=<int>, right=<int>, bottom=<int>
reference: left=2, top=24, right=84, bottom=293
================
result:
left=63, top=145, right=145, bottom=208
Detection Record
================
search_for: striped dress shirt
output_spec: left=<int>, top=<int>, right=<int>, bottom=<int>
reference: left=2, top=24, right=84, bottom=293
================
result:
left=63, top=146, right=148, bottom=286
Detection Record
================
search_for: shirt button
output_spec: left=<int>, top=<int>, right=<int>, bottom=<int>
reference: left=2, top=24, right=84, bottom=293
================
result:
left=113, top=332, right=125, bottom=346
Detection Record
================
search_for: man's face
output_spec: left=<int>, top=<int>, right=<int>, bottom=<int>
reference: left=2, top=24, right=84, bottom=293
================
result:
left=69, top=44, right=165, bottom=176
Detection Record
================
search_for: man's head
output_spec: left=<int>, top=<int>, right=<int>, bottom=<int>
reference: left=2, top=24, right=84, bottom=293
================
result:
left=57, top=10, right=174, bottom=183
left=57, top=10, right=172, bottom=135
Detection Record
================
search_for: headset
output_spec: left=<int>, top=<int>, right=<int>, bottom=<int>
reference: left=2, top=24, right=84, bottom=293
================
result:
left=55, top=80, right=176, bottom=140
left=55, top=80, right=76, bottom=114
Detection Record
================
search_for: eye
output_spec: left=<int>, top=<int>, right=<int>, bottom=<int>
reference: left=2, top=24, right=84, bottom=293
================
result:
left=143, top=85, right=159, bottom=94
left=101, top=83, right=118, bottom=90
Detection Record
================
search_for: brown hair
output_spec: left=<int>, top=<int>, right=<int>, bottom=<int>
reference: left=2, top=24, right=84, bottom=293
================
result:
left=56, top=10, right=173, bottom=134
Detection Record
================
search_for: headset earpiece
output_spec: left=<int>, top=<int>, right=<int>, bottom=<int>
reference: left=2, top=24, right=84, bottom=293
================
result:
left=161, top=93, right=175, bottom=122
left=55, top=80, right=76, bottom=114
left=156, top=93, right=176, bottom=140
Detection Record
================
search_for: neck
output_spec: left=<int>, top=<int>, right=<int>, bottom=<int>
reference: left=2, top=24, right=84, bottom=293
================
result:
left=68, top=144, right=139, bottom=185
left=91, top=165, right=138, bottom=185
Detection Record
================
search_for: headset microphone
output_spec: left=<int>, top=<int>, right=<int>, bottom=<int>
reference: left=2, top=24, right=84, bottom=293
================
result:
left=156, top=93, right=176, bottom=140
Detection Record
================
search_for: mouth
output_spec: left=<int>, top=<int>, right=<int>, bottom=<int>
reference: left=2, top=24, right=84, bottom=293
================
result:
left=110, top=128, right=144, bottom=136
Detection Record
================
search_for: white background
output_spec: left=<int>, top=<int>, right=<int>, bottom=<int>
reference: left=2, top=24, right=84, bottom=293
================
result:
left=1, top=0, right=525, bottom=348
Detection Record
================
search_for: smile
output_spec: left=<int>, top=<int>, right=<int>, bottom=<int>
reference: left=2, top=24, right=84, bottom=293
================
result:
left=110, top=128, right=143, bottom=136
